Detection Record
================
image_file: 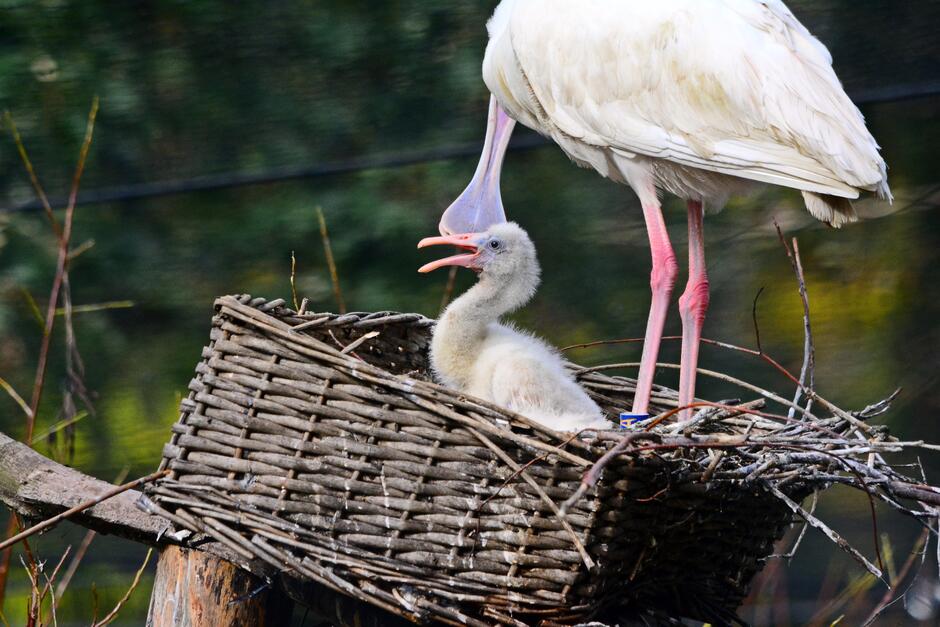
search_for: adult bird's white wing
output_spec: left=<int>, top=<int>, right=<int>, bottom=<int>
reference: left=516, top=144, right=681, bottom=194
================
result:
left=484, top=0, right=890, bottom=203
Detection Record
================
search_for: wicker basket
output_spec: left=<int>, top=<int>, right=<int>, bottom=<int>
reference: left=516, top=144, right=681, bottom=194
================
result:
left=145, top=295, right=802, bottom=626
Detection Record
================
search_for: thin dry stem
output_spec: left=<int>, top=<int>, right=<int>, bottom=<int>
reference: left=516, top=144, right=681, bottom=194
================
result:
left=773, top=222, right=817, bottom=419
left=0, top=376, right=32, bottom=418
left=3, top=111, right=59, bottom=236
left=36, top=546, right=71, bottom=627
left=862, top=528, right=931, bottom=626
left=90, top=548, right=153, bottom=627
left=53, top=301, right=134, bottom=316
left=290, top=251, right=300, bottom=311
left=316, top=206, right=346, bottom=314
left=769, top=486, right=885, bottom=584
left=30, top=411, right=88, bottom=446
left=25, top=96, right=99, bottom=444
left=752, top=286, right=766, bottom=353
left=764, top=491, right=819, bottom=564
left=19, top=288, right=45, bottom=329
left=22, top=555, right=40, bottom=627
left=66, top=239, right=95, bottom=261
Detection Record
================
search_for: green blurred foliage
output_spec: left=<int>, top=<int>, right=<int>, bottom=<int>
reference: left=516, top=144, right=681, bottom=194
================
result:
left=0, top=1, right=938, bottom=625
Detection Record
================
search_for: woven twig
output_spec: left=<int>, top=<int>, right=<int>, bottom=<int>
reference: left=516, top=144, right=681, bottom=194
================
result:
left=144, top=295, right=937, bottom=626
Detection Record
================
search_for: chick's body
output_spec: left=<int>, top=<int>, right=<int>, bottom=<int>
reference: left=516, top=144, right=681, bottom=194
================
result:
left=424, top=222, right=608, bottom=432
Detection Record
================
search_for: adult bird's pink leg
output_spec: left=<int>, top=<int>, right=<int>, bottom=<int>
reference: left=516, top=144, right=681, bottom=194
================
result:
left=631, top=193, right=678, bottom=416
left=438, top=95, right=516, bottom=236
left=677, top=200, right=710, bottom=420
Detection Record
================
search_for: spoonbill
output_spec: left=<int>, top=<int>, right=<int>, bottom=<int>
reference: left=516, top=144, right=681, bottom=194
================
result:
left=439, top=0, right=891, bottom=420
left=419, top=222, right=608, bottom=432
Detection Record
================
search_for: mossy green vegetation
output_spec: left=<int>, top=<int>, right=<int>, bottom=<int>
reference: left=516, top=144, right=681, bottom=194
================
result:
left=0, top=1, right=937, bottom=624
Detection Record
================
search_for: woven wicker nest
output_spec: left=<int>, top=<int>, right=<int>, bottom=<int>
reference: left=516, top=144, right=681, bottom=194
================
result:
left=143, top=295, right=809, bottom=626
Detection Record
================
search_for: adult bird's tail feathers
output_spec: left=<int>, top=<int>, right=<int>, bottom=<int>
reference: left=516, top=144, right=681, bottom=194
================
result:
left=802, top=174, right=892, bottom=228
left=802, top=191, right=858, bottom=228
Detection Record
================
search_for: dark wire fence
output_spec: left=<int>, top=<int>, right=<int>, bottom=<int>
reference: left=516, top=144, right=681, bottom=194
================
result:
left=3, top=82, right=939, bottom=215
left=1, top=134, right=546, bottom=214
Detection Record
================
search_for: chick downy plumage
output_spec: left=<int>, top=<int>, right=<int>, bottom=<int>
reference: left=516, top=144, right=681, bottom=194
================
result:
left=419, top=222, right=609, bottom=432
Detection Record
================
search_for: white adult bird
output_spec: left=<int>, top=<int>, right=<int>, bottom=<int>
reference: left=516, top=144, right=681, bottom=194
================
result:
left=418, top=222, right=609, bottom=432
left=439, top=0, right=891, bottom=420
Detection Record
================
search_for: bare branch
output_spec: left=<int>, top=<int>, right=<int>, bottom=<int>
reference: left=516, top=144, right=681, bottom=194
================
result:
left=0, top=376, right=32, bottom=419
left=53, top=301, right=134, bottom=316
left=862, top=527, right=931, bottom=626
left=769, top=486, right=886, bottom=584
left=25, top=96, right=99, bottom=444
left=773, top=221, right=816, bottom=420
left=3, top=111, right=59, bottom=236
left=91, top=548, right=153, bottom=627
left=316, top=206, right=346, bottom=314
left=290, top=251, right=300, bottom=311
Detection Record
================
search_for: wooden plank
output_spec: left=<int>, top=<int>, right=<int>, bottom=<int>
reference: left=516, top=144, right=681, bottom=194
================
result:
left=0, top=431, right=263, bottom=575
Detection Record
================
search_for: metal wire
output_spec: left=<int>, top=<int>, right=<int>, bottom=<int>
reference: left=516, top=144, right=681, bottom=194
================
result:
left=2, top=84, right=938, bottom=215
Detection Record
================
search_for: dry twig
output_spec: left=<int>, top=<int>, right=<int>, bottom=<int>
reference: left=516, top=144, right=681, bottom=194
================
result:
left=35, top=546, right=71, bottom=627
left=862, top=527, right=931, bottom=626
left=773, top=221, right=816, bottom=419
left=2, top=112, right=59, bottom=236
left=52, top=301, right=134, bottom=316
left=290, top=251, right=300, bottom=311
left=769, top=486, right=885, bottom=583
left=24, top=96, right=99, bottom=444
left=0, top=97, right=99, bottom=611
left=0, top=376, right=31, bottom=418
left=316, top=206, right=346, bottom=314
left=90, top=548, right=153, bottom=627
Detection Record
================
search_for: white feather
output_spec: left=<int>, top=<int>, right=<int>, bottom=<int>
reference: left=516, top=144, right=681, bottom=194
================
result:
left=484, top=0, right=891, bottom=215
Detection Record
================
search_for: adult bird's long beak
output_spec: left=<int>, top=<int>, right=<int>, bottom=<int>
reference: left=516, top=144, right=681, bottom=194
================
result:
left=417, top=233, right=484, bottom=273
left=438, top=95, right=516, bottom=236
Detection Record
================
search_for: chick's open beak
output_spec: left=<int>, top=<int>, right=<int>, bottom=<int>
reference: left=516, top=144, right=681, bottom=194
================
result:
left=417, top=233, right=484, bottom=273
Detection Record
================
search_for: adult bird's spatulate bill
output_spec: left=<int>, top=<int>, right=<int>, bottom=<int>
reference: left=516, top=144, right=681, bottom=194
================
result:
left=417, top=233, right=485, bottom=273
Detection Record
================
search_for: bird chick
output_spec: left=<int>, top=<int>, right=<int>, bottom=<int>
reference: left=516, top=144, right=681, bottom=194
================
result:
left=418, top=222, right=609, bottom=432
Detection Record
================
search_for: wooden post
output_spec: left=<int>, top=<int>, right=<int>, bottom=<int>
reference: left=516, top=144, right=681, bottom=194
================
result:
left=147, top=546, right=292, bottom=627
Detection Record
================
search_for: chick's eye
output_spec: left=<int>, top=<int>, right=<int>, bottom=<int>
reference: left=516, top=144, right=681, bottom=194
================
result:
left=489, top=239, right=501, bottom=250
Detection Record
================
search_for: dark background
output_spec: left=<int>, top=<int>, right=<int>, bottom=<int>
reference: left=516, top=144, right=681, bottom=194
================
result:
left=0, top=1, right=938, bottom=624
